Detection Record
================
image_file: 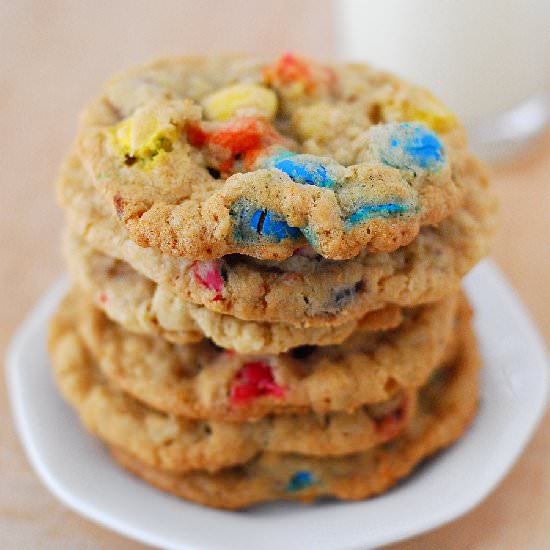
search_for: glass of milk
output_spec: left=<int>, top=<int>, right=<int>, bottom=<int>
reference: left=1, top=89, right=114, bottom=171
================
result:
left=335, top=0, right=550, bottom=160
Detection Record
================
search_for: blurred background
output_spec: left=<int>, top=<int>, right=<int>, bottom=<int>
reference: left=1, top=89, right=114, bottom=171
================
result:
left=1, top=1, right=549, bottom=548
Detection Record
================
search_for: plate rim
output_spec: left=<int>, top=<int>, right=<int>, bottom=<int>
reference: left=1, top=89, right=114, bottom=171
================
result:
left=5, top=260, right=549, bottom=550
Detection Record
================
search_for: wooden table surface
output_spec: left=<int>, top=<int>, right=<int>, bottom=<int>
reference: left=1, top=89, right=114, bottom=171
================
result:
left=1, top=2, right=549, bottom=548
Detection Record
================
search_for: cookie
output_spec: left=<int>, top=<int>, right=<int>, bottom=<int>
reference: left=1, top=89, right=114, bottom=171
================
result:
left=48, top=294, right=418, bottom=473
left=77, top=54, right=470, bottom=261
left=109, top=319, right=480, bottom=508
left=64, top=231, right=403, bottom=353
left=71, top=287, right=460, bottom=421
left=58, top=152, right=495, bottom=327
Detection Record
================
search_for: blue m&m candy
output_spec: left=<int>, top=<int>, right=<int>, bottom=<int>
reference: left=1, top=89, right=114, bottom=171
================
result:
left=286, top=470, right=316, bottom=492
left=267, top=153, right=336, bottom=187
left=250, top=209, right=301, bottom=240
left=345, top=202, right=410, bottom=228
left=230, top=198, right=301, bottom=244
left=374, top=122, right=445, bottom=171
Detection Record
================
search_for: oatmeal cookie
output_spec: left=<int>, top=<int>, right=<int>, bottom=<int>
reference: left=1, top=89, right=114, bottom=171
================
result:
left=73, top=288, right=461, bottom=421
left=110, top=319, right=480, bottom=508
left=65, top=231, right=402, bottom=353
left=48, top=294, right=418, bottom=473
left=78, top=54, right=470, bottom=260
left=58, top=153, right=495, bottom=327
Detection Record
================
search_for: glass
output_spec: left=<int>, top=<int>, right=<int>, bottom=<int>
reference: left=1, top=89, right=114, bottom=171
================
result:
left=335, top=0, right=550, bottom=160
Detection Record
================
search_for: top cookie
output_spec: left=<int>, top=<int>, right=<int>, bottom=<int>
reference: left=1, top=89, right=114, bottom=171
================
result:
left=78, top=54, right=469, bottom=261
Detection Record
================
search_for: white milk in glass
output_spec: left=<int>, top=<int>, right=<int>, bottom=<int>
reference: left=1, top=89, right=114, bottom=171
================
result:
left=335, top=0, right=550, bottom=158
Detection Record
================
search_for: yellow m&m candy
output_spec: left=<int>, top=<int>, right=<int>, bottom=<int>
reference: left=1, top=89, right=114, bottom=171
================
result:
left=202, top=83, right=278, bottom=121
left=402, top=91, right=457, bottom=134
left=110, top=106, right=177, bottom=164
left=382, top=88, right=457, bottom=134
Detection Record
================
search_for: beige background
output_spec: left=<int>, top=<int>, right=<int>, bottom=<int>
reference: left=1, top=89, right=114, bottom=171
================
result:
left=1, top=1, right=549, bottom=548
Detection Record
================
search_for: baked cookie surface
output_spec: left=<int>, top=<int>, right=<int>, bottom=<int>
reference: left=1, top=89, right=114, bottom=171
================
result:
left=78, top=54, right=470, bottom=261
left=67, top=288, right=460, bottom=421
left=65, top=231, right=403, bottom=353
left=58, top=153, right=495, bottom=327
left=109, top=316, right=480, bottom=509
left=48, top=292, right=419, bottom=473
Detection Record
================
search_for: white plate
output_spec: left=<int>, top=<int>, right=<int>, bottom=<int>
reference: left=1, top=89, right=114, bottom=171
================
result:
left=6, top=260, right=549, bottom=550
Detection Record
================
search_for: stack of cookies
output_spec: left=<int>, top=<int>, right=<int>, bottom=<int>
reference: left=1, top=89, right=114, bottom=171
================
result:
left=49, top=54, right=496, bottom=509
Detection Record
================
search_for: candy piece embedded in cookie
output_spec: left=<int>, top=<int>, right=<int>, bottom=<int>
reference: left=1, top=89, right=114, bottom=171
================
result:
left=78, top=54, right=471, bottom=261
